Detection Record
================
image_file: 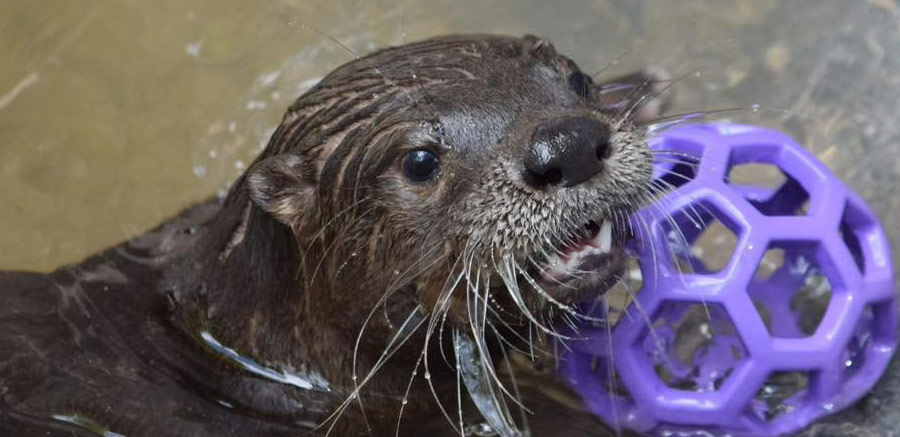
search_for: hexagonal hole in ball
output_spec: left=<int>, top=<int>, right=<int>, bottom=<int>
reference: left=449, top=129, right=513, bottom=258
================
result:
left=589, top=355, right=632, bottom=399
left=598, top=256, right=644, bottom=327
left=842, top=305, right=876, bottom=378
left=660, top=201, right=740, bottom=275
left=749, top=242, right=833, bottom=338
left=746, top=371, right=811, bottom=422
left=641, top=301, right=747, bottom=392
left=726, top=162, right=810, bottom=217
left=839, top=200, right=871, bottom=275
left=650, top=138, right=703, bottom=195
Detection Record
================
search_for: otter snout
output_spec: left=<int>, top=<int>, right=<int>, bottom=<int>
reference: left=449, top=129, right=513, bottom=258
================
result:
left=523, top=116, right=611, bottom=188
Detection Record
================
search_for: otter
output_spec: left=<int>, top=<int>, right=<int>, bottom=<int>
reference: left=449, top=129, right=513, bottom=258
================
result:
left=0, top=34, right=667, bottom=436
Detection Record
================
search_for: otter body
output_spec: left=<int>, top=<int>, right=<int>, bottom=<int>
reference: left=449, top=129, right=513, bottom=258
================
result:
left=0, top=35, right=663, bottom=436
left=0, top=202, right=325, bottom=435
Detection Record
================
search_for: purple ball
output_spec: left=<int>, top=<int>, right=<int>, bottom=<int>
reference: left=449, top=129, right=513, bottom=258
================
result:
left=560, top=123, right=897, bottom=436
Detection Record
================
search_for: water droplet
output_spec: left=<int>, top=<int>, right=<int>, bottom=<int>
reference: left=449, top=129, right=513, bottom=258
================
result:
left=751, top=103, right=761, bottom=112
left=822, top=403, right=835, bottom=412
left=208, top=149, right=218, bottom=159
left=424, top=372, right=431, bottom=380
left=193, top=165, right=207, bottom=178
left=351, top=374, right=358, bottom=381
left=401, top=399, right=408, bottom=405
left=235, top=160, right=246, bottom=171
left=393, top=269, right=400, bottom=275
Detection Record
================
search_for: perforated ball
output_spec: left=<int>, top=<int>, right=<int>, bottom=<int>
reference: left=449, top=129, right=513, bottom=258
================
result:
left=560, top=123, right=897, bottom=437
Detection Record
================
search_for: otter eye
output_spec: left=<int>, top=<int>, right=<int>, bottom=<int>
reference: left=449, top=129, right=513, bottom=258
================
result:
left=402, top=150, right=440, bottom=183
left=569, top=71, right=594, bottom=98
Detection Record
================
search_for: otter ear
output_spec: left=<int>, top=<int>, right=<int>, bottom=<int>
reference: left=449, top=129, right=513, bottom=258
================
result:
left=247, top=154, right=314, bottom=224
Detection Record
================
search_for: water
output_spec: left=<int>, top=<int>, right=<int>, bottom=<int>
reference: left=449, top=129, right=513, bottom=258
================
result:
left=3, top=0, right=900, bottom=435
left=3, top=1, right=900, bottom=276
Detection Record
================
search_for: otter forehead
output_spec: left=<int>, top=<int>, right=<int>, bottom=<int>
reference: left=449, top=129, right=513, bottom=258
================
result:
left=284, top=34, right=591, bottom=155
left=252, top=34, right=650, bottom=233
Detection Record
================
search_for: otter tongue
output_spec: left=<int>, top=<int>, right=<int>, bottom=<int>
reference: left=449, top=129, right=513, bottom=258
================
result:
left=543, top=220, right=613, bottom=280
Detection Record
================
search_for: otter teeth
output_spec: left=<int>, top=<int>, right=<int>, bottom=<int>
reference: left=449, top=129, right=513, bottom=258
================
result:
left=541, top=220, right=614, bottom=280
left=593, top=220, right=613, bottom=254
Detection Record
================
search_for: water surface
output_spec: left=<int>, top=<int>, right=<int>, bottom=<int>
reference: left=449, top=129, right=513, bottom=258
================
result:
left=2, top=0, right=898, bottom=275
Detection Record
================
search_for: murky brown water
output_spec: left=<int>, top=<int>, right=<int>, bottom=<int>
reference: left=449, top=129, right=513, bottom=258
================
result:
left=3, top=1, right=900, bottom=435
left=3, top=0, right=899, bottom=274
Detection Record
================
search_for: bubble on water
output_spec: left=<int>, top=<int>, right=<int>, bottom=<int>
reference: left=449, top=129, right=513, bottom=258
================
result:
left=185, top=41, right=203, bottom=57
left=257, top=70, right=282, bottom=88
left=246, top=100, right=267, bottom=111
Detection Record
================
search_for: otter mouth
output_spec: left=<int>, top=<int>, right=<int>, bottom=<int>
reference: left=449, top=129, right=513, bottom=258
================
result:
left=531, top=219, right=626, bottom=304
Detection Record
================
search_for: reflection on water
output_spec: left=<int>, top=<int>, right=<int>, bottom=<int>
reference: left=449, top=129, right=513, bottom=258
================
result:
left=3, top=0, right=900, bottom=274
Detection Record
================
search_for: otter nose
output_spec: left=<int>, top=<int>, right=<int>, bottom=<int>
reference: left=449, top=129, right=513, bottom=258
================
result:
left=523, top=117, right=611, bottom=188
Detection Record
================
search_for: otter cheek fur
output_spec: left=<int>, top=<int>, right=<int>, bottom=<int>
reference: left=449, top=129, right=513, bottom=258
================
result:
left=0, top=34, right=659, bottom=435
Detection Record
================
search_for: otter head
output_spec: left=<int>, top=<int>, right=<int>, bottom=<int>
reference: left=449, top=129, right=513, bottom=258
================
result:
left=244, top=34, right=652, bottom=334
left=187, top=37, right=662, bottom=418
